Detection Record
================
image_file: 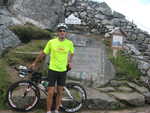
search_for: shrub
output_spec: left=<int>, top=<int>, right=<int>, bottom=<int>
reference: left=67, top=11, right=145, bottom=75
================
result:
left=109, top=51, right=141, bottom=79
left=9, top=24, right=52, bottom=43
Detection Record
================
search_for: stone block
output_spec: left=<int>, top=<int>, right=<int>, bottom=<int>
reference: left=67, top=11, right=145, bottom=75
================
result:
left=85, top=88, right=124, bottom=109
left=127, top=82, right=149, bottom=94
left=144, top=92, right=150, bottom=104
left=110, top=92, right=145, bottom=106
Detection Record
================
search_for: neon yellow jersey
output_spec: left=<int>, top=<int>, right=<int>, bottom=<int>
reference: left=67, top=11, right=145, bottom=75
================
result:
left=43, top=37, right=74, bottom=72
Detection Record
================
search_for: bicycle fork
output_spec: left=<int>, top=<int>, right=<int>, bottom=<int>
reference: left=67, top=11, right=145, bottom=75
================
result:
left=63, top=87, right=73, bottom=101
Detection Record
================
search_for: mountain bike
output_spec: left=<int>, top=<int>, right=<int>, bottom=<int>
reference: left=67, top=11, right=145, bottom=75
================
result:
left=6, top=65, right=87, bottom=113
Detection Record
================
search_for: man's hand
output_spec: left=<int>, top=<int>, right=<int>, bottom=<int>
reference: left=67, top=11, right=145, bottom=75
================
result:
left=29, top=51, right=46, bottom=70
left=67, top=63, right=73, bottom=71
left=29, top=62, right=37, bottom=70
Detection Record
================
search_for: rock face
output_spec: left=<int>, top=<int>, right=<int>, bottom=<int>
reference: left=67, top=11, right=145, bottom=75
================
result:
left=0, top=25, right=20, bottom=55
left=10, top=0, right=64, bottom=29
left=0, top=7, right=20, bottom=56
left=0, top=7, right=14, bottom=26
left=3, top=0, right=64, bottom=29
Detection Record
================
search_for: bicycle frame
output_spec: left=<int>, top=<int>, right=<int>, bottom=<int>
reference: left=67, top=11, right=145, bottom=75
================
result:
left=37, top=82, right=74, bottom=101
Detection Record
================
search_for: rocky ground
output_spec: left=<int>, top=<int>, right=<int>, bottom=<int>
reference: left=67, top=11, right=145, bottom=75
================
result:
left=1, top=105, right=150, bottom=113
left=84, top=79, right=150, bottom=109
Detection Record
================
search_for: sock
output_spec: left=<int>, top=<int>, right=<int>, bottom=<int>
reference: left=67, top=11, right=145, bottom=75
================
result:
left=47, top=111, right=52, bottom=113
left=55, top=110, right=59, bottom=113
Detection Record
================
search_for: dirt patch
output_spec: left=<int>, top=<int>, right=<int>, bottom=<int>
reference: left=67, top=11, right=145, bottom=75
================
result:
left=6, top=66, right=21, bottom=82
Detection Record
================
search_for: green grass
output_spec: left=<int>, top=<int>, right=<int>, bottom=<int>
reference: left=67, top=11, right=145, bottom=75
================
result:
left=109, top=51, right=141, bottom=79
left=4, top=40, right=48, bottom=66
left=0, top=60, right=10, bottom=109
left=102, top=38, right=142, bottom=80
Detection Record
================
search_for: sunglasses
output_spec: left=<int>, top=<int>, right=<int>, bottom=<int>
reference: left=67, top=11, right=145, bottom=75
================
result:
left=58, top=29, right=66, bottom=32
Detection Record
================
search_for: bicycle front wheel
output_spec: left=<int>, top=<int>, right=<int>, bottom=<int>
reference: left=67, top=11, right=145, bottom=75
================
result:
left=7, top=80, right=40, bottom=112
left=62, top=82, right=87, bottom=113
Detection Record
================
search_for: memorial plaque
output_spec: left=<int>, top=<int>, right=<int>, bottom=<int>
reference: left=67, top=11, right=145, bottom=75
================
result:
left=72, top=47, right=101, bottom=72
left=67, top=34, right=115, bottom=87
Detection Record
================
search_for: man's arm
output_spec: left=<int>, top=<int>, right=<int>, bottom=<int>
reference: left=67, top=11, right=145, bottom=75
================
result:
left=68, top=53, right=74, bottom=63
left=30, top=51, right=46, bottom=69
left=68, top=53, right=74, bottom=68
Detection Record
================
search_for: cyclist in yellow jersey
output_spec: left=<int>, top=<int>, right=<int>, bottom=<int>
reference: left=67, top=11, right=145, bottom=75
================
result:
left=30, top=23, right=74, bottom=113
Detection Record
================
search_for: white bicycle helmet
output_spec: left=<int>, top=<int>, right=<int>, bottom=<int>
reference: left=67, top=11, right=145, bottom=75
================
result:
left=57, top=23, right=68, bottom=30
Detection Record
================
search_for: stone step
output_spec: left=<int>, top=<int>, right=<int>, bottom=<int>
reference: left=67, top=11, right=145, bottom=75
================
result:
left=85, top=87, right=125, bottom=110
left=83, top=86, right=150, bottom=110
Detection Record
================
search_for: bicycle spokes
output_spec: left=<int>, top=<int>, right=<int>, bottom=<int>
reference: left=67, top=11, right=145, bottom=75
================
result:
left=62, top=84, right=86, bottom=112
left=7, top=81, right=40, bottom=111
left=23, top=86, right=32, bottom=98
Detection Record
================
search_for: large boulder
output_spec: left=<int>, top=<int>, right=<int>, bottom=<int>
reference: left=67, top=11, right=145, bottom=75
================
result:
left=0, top=8, right=19, bottom=55
left=0, top=8, right=14, bottom=26
left=7, top=0, right=64, bottom=29
left=0, top=25, right=20, bottom=55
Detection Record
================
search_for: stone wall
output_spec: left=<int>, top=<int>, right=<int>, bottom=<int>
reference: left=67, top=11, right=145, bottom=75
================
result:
left=64, top=0, right=126, bottom=33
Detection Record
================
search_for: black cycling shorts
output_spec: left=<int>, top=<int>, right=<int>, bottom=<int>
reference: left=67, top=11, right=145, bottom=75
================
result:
left=48, top=69, right=67, bottom=87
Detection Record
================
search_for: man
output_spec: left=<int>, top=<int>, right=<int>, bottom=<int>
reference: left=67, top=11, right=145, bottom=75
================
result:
left=30, top=23, right=74, bottom=113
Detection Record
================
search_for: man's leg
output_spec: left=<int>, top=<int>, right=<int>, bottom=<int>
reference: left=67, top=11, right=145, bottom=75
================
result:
left=55, top=86, right=64, bottom=111
left=55, top=71, right=66, bottom=112
left=47, top=87, right=55, bottom=112
left=47, top=69, right=57, bottom=113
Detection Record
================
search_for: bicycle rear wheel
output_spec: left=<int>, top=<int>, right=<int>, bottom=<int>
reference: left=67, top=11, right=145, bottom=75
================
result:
left=62, top=82, right=87, bottom=113
left=7, top=80, right=40, bottom=112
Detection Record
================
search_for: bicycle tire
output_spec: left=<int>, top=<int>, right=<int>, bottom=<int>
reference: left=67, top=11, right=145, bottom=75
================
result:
left=6, top=80, right=40, bottom=112
left=61, top=82, right=87, bottom=113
